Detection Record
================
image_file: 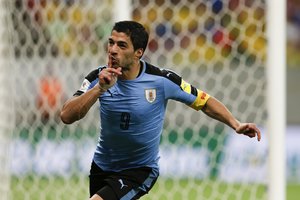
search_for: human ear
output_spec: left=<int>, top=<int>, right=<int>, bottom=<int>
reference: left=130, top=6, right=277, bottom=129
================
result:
left=135, top=48, right=144, bottom=58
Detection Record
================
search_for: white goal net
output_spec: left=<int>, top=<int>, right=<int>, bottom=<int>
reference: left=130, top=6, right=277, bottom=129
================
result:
left=1, top=0, right=267, bottom=199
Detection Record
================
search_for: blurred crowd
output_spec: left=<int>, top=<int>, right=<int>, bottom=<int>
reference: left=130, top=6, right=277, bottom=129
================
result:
left=287, top=0, right=300, bottom=68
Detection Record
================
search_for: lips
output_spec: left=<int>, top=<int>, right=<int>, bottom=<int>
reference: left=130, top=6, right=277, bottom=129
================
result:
left=109, top=56, right=118, bottom=67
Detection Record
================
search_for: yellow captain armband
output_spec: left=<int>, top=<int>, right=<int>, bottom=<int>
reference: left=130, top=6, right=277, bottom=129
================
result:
left=180, top=79, right=210, bottom=111
left=180, top=79, right=192, bottom=94
left=190, top=89, right=211, bottom=111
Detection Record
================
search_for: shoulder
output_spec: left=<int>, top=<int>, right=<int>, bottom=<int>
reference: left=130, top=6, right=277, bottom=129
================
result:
left=85, top=66, right=105, bottom=82
left=73, top=66, right=104, bottom=96
left=144, top=62, right=181, bottom=86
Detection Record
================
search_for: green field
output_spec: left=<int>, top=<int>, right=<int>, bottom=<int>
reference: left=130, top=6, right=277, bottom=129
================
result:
left=10, top=176, right=300, bottom=200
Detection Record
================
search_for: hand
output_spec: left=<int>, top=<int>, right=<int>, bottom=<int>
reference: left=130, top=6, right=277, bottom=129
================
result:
left=235, top=123, right=261, bottom=141
left=98, top=67, right=122, bottom=91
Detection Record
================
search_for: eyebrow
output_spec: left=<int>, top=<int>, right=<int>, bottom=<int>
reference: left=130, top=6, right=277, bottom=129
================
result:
left=108, top=38, right=128, bottom=47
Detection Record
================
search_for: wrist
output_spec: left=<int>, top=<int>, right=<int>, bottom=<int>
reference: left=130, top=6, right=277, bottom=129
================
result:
left=232, top=120, right=241, bottom=131
left=94, top=83, right=107, bottom=94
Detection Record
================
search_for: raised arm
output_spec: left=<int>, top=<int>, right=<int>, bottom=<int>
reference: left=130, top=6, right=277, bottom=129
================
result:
left=60, top=85, right=105, bottom=124
left=201, top=96, right=261, bottom=141
left=60, top=67, right=122, bottom=124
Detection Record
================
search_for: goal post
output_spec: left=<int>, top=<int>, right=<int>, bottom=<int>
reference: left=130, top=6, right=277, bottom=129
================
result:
left=113, top=0, right=131, bottom=22
left=266, top=0, right=286, bottom=200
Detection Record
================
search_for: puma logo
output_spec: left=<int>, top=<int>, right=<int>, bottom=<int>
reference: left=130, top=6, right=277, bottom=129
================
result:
left=118, top=179, right=128, bottom=189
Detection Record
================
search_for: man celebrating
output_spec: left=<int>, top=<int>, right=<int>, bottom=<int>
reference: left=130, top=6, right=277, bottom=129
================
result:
left=60, top=21, right=261, bottom=200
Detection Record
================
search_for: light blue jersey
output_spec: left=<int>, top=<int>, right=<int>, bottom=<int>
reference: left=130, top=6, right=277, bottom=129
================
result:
left=75, top=60, right=210, bottom=175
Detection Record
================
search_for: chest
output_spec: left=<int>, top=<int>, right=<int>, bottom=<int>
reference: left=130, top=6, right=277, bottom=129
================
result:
left=99, top=81, right=164, bottom=118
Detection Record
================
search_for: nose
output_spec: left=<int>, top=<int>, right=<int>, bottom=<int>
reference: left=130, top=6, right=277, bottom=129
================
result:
left=108, top=43, right=118, bottom=55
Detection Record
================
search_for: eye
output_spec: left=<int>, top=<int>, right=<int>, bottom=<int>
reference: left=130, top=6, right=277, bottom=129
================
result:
left=117, top=41, right=127, bottom=49
left=108, top=39, right=114, bottom=46
left=119, top=44, right=126, bottom=49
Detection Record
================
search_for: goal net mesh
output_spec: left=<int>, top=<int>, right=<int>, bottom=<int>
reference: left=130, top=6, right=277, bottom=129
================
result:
left=2, top=0, right=267, bottom=199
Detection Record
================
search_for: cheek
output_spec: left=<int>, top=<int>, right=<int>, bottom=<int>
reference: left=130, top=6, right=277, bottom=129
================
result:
left=122, top=52, right=135, bottom=64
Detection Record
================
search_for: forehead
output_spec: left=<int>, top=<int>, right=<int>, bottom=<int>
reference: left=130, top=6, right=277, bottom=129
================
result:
left=109, top=30, right=132, bottom=44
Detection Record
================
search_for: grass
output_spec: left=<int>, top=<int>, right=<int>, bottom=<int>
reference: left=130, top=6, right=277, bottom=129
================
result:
left=286, top=183, right=300, bottom=200
left=10, top=175, right=300, bottom=200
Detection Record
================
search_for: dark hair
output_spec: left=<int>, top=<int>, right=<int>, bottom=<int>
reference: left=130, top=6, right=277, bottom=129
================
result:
left=112, top=21, right=149, bottom=54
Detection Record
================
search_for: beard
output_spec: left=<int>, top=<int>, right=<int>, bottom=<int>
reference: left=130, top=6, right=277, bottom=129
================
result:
left=120, top=65, right=130, bottom=71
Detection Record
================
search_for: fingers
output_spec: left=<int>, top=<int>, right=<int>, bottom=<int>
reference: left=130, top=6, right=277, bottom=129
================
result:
left=108, top=56, right=112, bottom=68
left=98, top=67, right=122, bottom=90
left=238, top=123, right=261, bottom=141
left=108, top=56, right=120, bottom=69
left=100, top=68, right=122, bottom=82
left=106, top=67, right=122, bottom=76
left=253, top=125, right=261, bottom=141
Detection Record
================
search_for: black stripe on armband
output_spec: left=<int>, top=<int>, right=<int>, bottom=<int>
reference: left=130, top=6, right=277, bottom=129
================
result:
left=191, top=85, right=198, bottom=96
left=85, top=69, right=100, bottom=82
left=73, top=90, right=84, bottom=96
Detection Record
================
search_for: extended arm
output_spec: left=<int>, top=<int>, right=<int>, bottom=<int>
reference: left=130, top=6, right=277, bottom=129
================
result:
left=201, top=97, right=261, bottom=141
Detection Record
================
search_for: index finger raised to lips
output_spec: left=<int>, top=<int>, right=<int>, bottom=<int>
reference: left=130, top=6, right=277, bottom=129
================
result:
left=106, top=67, right=122, bottom=76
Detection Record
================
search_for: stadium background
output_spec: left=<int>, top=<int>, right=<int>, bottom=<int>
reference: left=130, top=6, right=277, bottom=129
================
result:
left=1, top=0, right=300, bottom=199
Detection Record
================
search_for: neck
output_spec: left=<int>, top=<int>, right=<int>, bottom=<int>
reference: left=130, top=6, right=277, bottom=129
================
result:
left=119, top=60, right=141, bottom=80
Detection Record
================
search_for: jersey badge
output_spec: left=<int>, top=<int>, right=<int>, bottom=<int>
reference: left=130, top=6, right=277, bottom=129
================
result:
left=79, top=79, right=90, bottom=92
left=145, top=89, right=156, bottom=103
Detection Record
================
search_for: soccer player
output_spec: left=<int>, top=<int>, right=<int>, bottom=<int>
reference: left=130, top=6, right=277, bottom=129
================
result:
left=60, top=21, right=261, bottom=200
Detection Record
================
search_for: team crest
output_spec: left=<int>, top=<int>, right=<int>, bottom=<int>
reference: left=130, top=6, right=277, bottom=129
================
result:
left=79, top=79, right=90, bottom=92
left=145, top=89, right=156, bottom=103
